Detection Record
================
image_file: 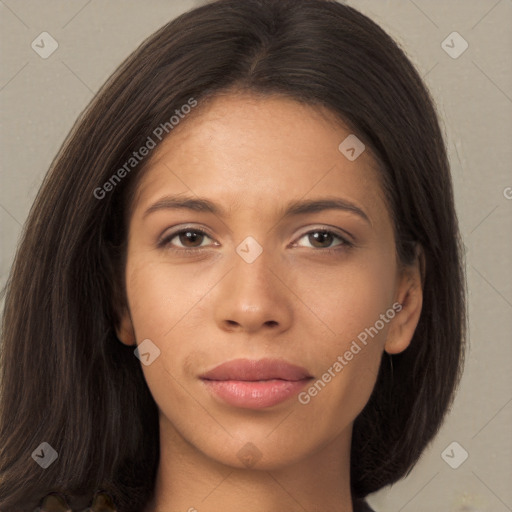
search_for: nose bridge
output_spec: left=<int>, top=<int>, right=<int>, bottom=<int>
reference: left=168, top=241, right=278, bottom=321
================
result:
left=214, top=238, right=292, bottom=333
left=230, top=240, right=277, bottom=302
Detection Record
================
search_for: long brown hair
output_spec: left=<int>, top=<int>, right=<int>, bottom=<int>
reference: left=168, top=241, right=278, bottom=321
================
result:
left=0, top=0, right=466, bottom=510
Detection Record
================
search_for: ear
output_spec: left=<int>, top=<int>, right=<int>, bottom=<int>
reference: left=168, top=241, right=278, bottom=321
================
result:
left=116, top=308, right=136, bottom=346
left=384, top=243, right=425, bottom=355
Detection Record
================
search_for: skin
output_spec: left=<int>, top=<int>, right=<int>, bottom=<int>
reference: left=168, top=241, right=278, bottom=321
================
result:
left=116, top=91, right=424, bottom=512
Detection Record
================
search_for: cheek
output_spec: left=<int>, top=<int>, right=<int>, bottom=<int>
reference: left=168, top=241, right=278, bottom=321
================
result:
left=125, top=257, right=212, bottom=338
left=292, top=260, right=394, bottom=440
left=124, top=257, right=218, bottom=389
left=288, top=251, right=396, bottom=416
left=124, top=259, right=201, bottom=416
left=291, top=251, right=397, bottom=352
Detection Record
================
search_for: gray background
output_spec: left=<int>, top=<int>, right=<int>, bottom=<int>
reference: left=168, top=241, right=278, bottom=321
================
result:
left=1, top=1, right=511, bottom=511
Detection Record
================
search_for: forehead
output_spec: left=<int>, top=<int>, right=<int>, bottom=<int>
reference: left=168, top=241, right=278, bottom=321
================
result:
left=132, top=92, right=389, bottom=225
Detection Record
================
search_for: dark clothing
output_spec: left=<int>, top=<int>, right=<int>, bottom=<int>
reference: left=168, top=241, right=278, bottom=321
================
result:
left=354, top=498, right=376, bottom=512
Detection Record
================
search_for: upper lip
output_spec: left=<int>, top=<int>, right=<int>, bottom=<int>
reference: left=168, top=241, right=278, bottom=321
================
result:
left=200, top=358, right=313, bottom=381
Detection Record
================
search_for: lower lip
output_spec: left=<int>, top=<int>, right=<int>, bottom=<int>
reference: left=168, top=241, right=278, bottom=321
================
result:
left=201, top=379, right=311, bottom=409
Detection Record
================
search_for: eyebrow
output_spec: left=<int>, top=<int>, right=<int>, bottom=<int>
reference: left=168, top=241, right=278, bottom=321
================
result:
left=143, top=195, right=371, bottom=225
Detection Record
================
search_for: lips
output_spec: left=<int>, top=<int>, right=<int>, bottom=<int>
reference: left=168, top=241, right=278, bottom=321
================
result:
left=200, top=358, right=313, bottom=409
left=200, top=358, right=312, bottom=382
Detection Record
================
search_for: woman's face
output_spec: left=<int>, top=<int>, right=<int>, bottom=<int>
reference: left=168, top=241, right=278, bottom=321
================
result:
left=117, top=92, right=422, bottom=471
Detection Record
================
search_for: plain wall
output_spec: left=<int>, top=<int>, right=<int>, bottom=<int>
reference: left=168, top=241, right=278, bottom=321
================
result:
left=1, top=1, right=511, bottom=511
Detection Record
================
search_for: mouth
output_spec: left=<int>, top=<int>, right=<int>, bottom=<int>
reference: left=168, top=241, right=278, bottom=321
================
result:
left=200, top=358, right=313, bottom=409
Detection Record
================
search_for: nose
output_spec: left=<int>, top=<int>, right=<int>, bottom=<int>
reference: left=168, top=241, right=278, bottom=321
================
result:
left=213, top=247, right=293, bottom=335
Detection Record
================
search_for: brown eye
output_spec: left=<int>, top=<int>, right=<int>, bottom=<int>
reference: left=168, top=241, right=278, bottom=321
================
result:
left=296, top=229, right=351, bottom=250
left=159, top=228, right=214, bottom=250
left=177, top=230, right=206, bottom=247
left=308, top=231, right=336, bottom=248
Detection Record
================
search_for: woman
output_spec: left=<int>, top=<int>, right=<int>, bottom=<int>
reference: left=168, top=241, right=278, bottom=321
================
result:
left=0, top=0, right=466, bottom=510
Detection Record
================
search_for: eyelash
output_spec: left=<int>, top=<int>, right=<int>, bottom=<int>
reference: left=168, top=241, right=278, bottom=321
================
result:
left=157, top=226, right=354, bottom=255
